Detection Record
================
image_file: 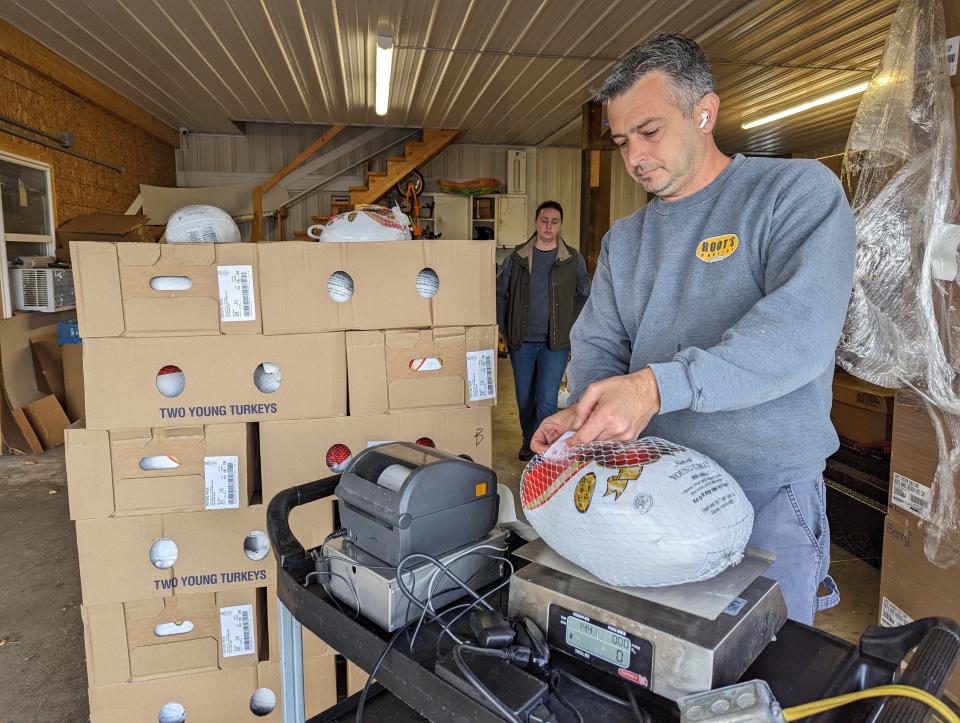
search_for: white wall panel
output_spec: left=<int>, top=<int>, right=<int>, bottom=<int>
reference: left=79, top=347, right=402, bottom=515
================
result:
left=535, top=147, right=581, bottom=249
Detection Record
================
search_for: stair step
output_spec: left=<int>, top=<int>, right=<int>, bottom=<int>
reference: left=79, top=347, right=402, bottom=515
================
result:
left=349, top=185, right=369, bottom=193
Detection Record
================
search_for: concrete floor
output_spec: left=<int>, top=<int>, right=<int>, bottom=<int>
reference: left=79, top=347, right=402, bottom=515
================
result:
left=0, top=356, right=879, bottom=721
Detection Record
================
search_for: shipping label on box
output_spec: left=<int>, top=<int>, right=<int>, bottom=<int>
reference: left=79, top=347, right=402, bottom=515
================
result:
left=88, top=666, right=283, bottom=722
left=347, top=326, right=497, bottom=415
left=75, top=501, right=333, bottom=606
left=66, top=423, right=258, bottom=520
left=890, top=389, right=947, bottom=522
left=257, top=240, right=495, bottom=334
left=72, top=241, right=262, bottom=338
left=890, top=472, right=932, bottom=521
left=259, top=408, right=492, bottom=502
left=82, top=333, right=346, bottom=430
left=82, top=588, right=266, bottom=687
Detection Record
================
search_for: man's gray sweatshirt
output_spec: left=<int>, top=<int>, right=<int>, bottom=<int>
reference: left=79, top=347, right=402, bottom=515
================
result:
left=568, top=154, right=856, bottom=490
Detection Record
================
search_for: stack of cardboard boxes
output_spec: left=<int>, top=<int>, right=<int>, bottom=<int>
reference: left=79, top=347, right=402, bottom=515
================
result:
left=64, top=238, right=497, bottom=719
left=879, top=389, right=960, bottom=702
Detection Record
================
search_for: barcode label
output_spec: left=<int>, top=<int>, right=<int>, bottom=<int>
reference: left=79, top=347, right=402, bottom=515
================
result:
left=880, top=597, right=913, bottom=628
left=947, top=36, right=959, bottom=76
left=890, top=472, right=931, bottom=520
left=184, top=224, right=221, bottom=243
left=204, top=455, right=240, bottom=510
left=217, top=265, right=257, bottom=322
left=220, top=603, right=255, bottom=657
left=466, top=349, right=496, bottom=401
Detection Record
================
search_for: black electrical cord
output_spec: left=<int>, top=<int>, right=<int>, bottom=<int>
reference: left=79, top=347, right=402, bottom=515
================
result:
left=624, top=681, right=651, bottom=723
left=453, top=644, right=524, bottom=723
left=355, top=620, right=415, bottom=723
left=556, top=667, right=632, bottom=709
left=552, top=686, right=585, bottom=723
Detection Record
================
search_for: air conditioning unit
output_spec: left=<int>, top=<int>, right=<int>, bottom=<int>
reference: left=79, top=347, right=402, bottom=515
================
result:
left=506, top=150, right=527, bottom=194
left=10, top=268, right=75, bottom=312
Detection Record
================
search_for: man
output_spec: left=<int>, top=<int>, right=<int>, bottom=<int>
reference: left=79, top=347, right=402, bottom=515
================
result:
left=497, top=201, right=590, bottom=461
left=532, top=34, right=855, bottom=624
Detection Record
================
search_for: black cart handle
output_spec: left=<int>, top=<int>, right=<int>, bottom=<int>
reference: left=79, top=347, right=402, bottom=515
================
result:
left=864, top=617, right=960, bottom=722
left=267, top=475, right=340, bottom=584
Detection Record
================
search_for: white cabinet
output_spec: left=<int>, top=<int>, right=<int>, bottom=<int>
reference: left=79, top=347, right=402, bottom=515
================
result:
left=420, top=193, right=528, bottom=246
left=428, top=193, right=470, bottom=240
left=495, top=194, right=528, bottom=247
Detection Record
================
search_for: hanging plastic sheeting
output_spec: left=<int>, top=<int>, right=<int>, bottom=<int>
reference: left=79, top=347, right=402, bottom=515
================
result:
left=837, top=0, right=959, bottom=566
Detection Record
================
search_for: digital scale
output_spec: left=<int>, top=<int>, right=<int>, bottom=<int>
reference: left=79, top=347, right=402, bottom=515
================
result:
left=508, top=539, right=788, bottom=701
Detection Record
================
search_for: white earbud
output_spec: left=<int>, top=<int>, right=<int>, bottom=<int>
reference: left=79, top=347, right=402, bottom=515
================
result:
left=699, top=111, right=709, bottom=129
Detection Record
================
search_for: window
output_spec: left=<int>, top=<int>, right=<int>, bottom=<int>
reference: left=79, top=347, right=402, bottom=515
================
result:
left=0, top=151, right=57, bottom=317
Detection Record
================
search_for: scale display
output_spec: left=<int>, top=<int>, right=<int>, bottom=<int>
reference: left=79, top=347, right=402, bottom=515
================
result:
left=565, top=616, right=632, bottom=667
left=547, top=604, right=653, bottom=686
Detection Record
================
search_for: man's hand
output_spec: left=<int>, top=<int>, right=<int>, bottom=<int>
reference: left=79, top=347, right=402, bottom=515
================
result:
left=530, top=369, right=662, bottom=453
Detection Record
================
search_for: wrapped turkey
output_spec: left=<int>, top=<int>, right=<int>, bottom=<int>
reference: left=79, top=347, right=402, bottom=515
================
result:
left=520, top=438, right=754, bottom=587
left=312, top=205, right=412, bottom=242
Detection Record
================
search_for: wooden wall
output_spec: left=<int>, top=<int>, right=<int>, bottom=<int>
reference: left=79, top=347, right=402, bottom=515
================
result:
left=0, top=21, right=176, bottom=226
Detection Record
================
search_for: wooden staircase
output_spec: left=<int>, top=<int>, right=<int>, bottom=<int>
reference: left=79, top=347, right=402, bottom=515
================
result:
left=350, top=128, right=459, bottom=207
left=294, top=128, right=459, bottom=238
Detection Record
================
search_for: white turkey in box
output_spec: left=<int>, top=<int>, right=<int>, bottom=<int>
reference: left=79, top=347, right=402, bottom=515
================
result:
left=520, top=438, right=753, bottom=587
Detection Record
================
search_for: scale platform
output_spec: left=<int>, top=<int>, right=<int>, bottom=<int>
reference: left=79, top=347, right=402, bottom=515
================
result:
left=508, top=540, right=788, bottom=701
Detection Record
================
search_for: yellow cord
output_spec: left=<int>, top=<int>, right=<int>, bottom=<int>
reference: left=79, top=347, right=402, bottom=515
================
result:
left=782, top=684, right=959, bottom=722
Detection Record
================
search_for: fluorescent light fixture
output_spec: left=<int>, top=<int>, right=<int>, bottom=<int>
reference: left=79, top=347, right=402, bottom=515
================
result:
left=375, top=35, right=393, bottom=116
left=741, top=82, right=869, bottom=129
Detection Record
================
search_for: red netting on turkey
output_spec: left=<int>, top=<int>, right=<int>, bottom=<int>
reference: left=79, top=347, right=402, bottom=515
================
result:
left=520, top=438, right=754, bottom=587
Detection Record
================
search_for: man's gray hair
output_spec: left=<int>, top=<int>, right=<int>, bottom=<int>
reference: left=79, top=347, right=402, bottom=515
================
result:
left=594, top=33, right=716, bottom=115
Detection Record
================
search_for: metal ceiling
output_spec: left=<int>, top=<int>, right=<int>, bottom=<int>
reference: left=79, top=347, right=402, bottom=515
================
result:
left=1, top=0, right=897, bottom=154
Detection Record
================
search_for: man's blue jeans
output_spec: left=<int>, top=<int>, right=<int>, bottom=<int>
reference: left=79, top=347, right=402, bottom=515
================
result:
left=509, top=342, right=569, bottom=447
left=744, top=474, right=840, bottom=624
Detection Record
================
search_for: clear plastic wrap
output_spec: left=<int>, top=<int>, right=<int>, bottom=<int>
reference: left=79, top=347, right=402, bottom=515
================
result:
left=837, top=0, right=959, bottom=565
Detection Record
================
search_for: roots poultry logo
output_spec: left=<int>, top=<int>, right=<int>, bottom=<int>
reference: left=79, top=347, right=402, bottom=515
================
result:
left=696, top=234, right=739, bottom=262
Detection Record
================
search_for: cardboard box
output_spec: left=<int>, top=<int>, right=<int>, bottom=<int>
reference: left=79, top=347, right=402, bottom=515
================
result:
left=82, top=333, right=346, bottom=430
left=66, top=423, right=258, bottom=519
left=889, top=389, right=944, bottom=523
left=75, top=501, right=333, bottom=606
left=62, top=342, right=84, bottom=421
left=879, top=510, right=960, bottom=701
left=830, top=370, right=894, bottom=444
left=72, top=241, right=262, bottom=337
left=347, top=326, right=498, bottom=415
left=257, top=240, right=495, bottom=334
left=29, top=334, right=65, bottom=406
left=264, top=584, right=333, bottom=662
left=83, top=588, right=267, bottom=687
left=23, top=394, right=70, bottom=449
left=88, top=665, right=292, bottom=722
left=57, top=213, right=153, bottom=247
left=259, top=408, right=493, bottom=500
left=257, top=656, right=338, bottom=719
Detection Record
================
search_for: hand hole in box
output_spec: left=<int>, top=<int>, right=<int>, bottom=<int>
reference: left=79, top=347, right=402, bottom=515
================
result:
left=158, top=702, right=186, bottom=723
left=326, top=443, right=353, bottom=473
left=154, top=621, right=194, bottom=637
left=409, top=357, right=442, bottom=372
left=250, top=688, right=276, bottom=716
left=140, top=455, right=181, bottom=471
left=243, top=531, right=270, bottom=561
left=253, top=362, right=281, bottom=393
left=156, top=365, right=185, bottom=397
left=416, top=268, right=439, bottom=298
left=150, top=276, right=193, bottom=291
left=149, top=538, right=179, bottom=570
left=327, top=270, right=354, bottom=302
left=415, top=437, right=436, bottom=448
